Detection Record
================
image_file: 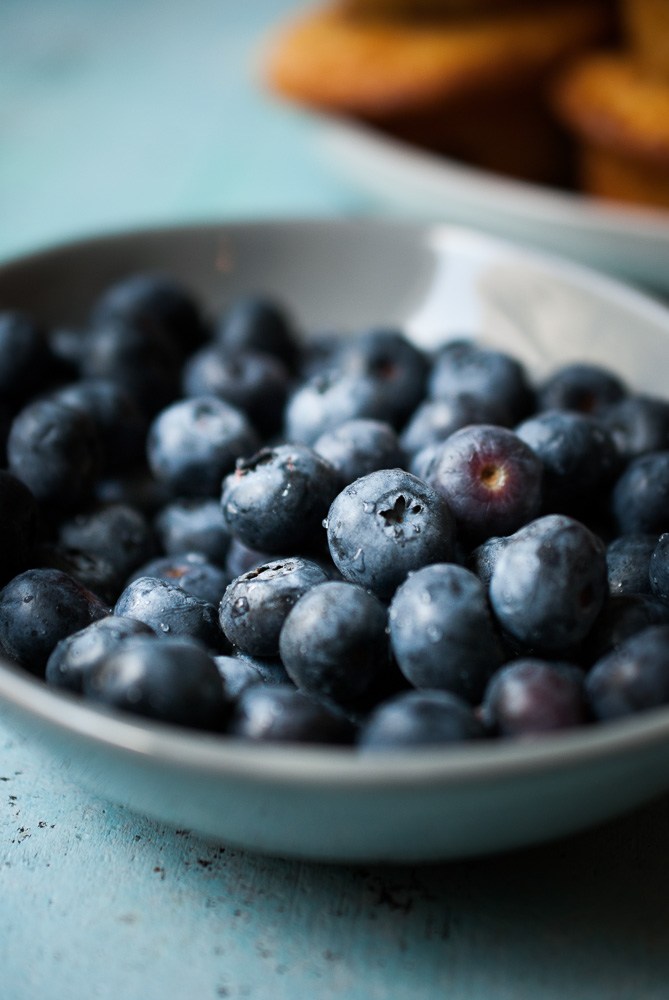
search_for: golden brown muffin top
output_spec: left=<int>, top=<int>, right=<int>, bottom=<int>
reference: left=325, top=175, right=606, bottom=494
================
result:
left=339, top=0, right=557, bottom=21
left=553, top=54, right=669, bottom=165
left=621, top=0, right=669, bottom=81
left=264, top=2, right=613, bottom=118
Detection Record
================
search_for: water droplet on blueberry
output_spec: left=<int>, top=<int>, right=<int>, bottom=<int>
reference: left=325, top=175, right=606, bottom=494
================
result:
left=352, top=548, right=365, bottom=570
left=232, top=597, right=249, bottom=618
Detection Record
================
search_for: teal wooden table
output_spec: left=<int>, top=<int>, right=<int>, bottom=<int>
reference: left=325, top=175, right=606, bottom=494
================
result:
left=3, top=3, right=669, bottom=998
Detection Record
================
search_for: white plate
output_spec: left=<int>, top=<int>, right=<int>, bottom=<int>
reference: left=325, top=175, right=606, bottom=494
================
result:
left=2, top=219, right=669, bottom=863
left=319, top=119, right=669, bottom=294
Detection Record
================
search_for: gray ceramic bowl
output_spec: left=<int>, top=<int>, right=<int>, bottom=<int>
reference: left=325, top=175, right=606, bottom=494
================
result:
left=1, top=219, right=669, bottom=863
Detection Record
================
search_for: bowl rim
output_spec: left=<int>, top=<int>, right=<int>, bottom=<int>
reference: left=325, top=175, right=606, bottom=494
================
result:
left=3, top=216, right=669, bottom=790
left=5, top=214, right=669, bottom=352
left=319, top=117, right=669, bottom=240
left=5, top=654, right=669, bottom=787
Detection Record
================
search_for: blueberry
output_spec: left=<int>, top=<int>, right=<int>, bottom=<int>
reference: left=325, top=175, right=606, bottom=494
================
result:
left=219, top=557, right=329, bottom=657
left=289, top=329, right=427, bottom=441
left=600, top=394, right=669, bottom=460
left=284, top=369, right=390, bottom=446
left=481, top=659, right=587, bottom=736
left=0, top=471, right=39, bottom=586
left=586, top=625, right=669, bottom=720
left=232, top=649, right=294, bottom=687
left=45, top=615, right=155, bottom=693
left=649, top=533, right=669, bottom=603
left=229, top=685, right=355, bottom=744
left=0, top=569, right=109, bottom=675
left=7, top=399, right=101, bottom=509
left=325, top=468, right=455, bottom=600
left=221, top=444, right=341, bottom=554
left=30, top=543, right=124, bottom=607
left=213, top=654, right=266, bottom=700
left=388, top=564, right=504, bottom=703
left=0, top=311, right=54, bottom=403
left=50, top=378, right=147, bottom=474
left=606, top=534, right=657, bottom=596
left=224, top=537, right=275, bottom=580
left=335, top=328, right=429, bottom=428
left=515, top=410, right=620, bottom=514
left=80, top=318, right=181, bottom=418
left=358, top=690, right=485, bottom=750
left=215, top=296, right=299, bottom=370
left=11, top=271, right=669, bottom=747
left=128, top=553, right=229, bottom=607
left=426, top=425, right=542, bottom=541
left=428, top=340, right=533, bottom=423
left=94, top=467, right=173, bottom=515
left=84, top=636, right=230, bottom=731
left=581, top=593, right=669, bottom=664
left=114, top=576, right=224, bottom=652
left=0, top=401, right=13, bottom=466
left=58, top=503, right=156, bottom=593
left=182, top=347, right=290, bottom=439
left=91, top=273, right=207, bottom=359
left=298, top=330, right=342, bottom=380
left=408, top=442, right=442, bottom=481
left=154, top=498, right=231, bottom=566
left=279, top=580, right=398, bottom=711
left=537, top=362, right=626, bottom=415
left=467, top=535, right=511, bottom=588
left=48, top=325, right=85, bottom=376
left=611, top=452, right=669, bottom=535
left=147, top=396, right=259, bottom=498
left=313, top=418, right=405, bottom=486
left=401, top=394, right=512, bottom=457
left=489, top=514, right=608, bottom=653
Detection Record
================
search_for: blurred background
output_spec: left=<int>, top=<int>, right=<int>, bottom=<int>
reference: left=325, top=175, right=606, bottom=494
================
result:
left=0, top=0, right=371, bottom=262
left=5, top=0, right=669, bottom=292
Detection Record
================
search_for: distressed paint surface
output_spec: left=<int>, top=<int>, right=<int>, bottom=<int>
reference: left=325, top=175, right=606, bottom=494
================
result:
left=3, top=725, right=669, bottom=1000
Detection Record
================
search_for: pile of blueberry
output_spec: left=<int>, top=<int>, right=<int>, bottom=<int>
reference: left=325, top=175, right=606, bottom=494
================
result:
left=2, top=273, right=669, bottom=751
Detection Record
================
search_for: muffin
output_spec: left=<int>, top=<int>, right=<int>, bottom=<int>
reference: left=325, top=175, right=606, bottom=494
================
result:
left=339, top=0, right=557, bottom=20
left=622, top=0, right=669, bottom=82
left=265, top=2, right=613, bottom=118
left=552, top=54, right=669, bottom=211
left=264, top=1, right=613, bottom=183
